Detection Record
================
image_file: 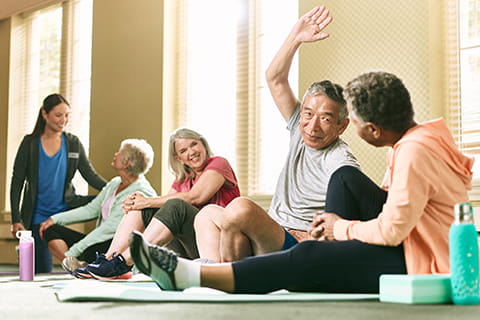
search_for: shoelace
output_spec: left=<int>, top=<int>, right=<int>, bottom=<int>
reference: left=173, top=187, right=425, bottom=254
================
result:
left=112, top=252, right=126, bottom=263
left=93, top=252, right=108, bottom=264
left=149, top=245, right=178, bottom=272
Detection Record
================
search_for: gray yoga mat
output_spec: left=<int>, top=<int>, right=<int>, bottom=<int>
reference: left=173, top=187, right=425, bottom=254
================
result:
left=55, top=280, right=379, bottom=303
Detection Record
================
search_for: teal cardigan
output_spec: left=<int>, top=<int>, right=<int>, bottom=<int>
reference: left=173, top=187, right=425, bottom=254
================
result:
left=51, top=175, right=157, bottom=257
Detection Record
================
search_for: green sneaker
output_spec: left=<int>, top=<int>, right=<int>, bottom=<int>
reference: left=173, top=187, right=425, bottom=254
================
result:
left=129, top=230, right=178, bottom=290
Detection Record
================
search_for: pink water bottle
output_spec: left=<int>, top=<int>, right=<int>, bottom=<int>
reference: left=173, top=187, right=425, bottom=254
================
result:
left=16, top=230, right=35, bottom=281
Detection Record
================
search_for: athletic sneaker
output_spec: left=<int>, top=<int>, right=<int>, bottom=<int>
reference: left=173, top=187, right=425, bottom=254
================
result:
left=72, top=253, right=109, bottom=279
left=72, top=267, right=95, bottom=279
left=87, top=253, right=133, bottom=280
left=129, top=230, right=178, bottom=290
left=62, top=256, right=88, bottom=274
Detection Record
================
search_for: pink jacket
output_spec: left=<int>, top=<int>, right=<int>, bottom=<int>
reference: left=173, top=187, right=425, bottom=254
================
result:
left=334, top=118, right=473, bottom=274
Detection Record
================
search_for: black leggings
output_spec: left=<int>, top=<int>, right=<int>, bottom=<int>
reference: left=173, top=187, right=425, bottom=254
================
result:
left=43, top=224, right=112, bottom=262
left=232, top=166, right=407, bottom=293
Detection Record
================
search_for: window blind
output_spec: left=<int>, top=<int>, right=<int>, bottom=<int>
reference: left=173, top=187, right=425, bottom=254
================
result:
left=171, top=0, right=296, bottom=199
left=458, top=0, right=480, bottom=157
left=446, top=0, right=480, bottom=200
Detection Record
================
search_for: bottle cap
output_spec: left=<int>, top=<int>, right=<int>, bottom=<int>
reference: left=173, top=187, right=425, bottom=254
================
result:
left=16, top=230, right=32, bottom=239
left=454, top=202, right=474, bottom=224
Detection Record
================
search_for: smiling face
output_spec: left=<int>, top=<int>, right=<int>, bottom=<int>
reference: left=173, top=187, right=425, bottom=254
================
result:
left=299, top=94, right=349, bottom=150
left=42, top=102, right=70, bottom=133
left=174, top=138, right=208, bottom=174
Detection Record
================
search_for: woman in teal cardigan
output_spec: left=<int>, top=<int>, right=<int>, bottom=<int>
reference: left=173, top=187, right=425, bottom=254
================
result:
left=40, top=139, right=157, bottom=273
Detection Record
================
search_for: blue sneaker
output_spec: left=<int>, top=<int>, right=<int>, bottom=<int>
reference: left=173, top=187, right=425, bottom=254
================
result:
left=87, top=253, right=133, bottom=280
left=72, top=253, right=108, bottom=279
left=129, top=230, right=178, bottom=290
left=72, top=267, right=94, bottom=279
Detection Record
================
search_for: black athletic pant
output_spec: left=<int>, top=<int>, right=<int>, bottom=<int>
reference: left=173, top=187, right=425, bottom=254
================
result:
left=232, top=166, right=407, bottom=293
left=43, top=224, right=112, bottom=263
left=141, top=198, right=200, bottom=259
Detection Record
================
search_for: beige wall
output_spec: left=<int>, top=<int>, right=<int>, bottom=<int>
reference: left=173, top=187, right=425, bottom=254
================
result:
left=89, top=0, right=164, bottom=193
left=0, top=18, right=11, bottom=219
left=0, top=18, right=13, bottom=257
left=299, top=0, right=445, bottom=184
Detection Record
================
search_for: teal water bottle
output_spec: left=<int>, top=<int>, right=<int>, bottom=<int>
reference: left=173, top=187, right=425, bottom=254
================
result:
left=449, top=202, right=480, bottom=305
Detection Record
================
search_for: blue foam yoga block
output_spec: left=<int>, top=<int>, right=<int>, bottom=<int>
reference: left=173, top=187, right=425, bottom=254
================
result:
left=379, top=274, right=452, bottom=304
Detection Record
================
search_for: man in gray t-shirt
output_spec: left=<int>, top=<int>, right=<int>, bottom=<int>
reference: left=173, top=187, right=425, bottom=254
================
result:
left=269, top=105, right=359, bottom=232
left=194, top=10, right=359, bottom=262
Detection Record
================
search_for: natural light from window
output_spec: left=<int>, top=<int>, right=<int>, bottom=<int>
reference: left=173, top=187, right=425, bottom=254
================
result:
left=459, top=0, right=480, bottom=181
left=181, top=0, right=296, bottom=195
left=183, top=0, right=237, bottom=171
left=259, top=0, right=298, bottom=193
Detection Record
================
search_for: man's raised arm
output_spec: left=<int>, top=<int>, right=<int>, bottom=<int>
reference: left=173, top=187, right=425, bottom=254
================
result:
left=265, top=5, right=333, bottom=121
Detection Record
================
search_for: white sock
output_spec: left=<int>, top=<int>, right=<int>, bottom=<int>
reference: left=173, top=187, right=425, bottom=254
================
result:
left=174, top=257, right=201, bottom=289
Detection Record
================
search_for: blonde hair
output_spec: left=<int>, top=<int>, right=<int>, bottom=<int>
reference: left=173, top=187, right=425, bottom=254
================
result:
left=168, top=128, right=213, bottom=182
left=120, top=139, right=154, bottom=176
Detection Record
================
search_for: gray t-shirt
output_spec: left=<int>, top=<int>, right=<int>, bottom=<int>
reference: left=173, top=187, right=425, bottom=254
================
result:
left=268, top=106, right=360, bottom=231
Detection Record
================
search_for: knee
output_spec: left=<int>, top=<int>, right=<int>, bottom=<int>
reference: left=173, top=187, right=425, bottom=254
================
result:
left=153, top=198, right=187, bottom=220
left=289, top=240, right=318, bottom=257
left=331, top=165, right=360, bottom=181
left=328, top=165, right=362, bottom=188
left=222, top=197, right=258, bottom=229
left=194, top=204, right=223, bottom=229
left=287, top=241, right=324, bottom=272
left=42, top=225, right=59, bottom=243
left=162, top=198, right=187, bottom=210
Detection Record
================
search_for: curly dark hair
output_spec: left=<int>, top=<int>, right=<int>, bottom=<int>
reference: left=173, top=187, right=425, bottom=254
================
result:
left=344, top=71, right=414, bottom=133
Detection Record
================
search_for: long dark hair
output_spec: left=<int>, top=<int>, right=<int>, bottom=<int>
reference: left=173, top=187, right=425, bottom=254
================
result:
left=31, top=93, right=70, bottom=136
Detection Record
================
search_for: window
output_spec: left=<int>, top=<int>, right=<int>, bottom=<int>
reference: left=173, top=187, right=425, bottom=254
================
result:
left=448, top=0, right=480, bottom=200
left=6, top=0, right=93, bottom=210
left=459, top=0, right=480, bottom=176
left=171, top=0, right=297, bottom=200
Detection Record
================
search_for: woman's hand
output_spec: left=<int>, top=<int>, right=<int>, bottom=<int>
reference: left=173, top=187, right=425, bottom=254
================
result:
left=308, top=212, right=341, bottom=241
left=39, top=218, right=54, bottom=239
left=11, top=222, right=24, bottom=239
left=122, top=192, right=150, bottom=213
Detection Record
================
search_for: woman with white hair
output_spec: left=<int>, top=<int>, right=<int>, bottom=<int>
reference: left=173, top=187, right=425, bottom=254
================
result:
left=73, top=127, right=240, bottom=280
left=40, top=139, right=157, bottom=273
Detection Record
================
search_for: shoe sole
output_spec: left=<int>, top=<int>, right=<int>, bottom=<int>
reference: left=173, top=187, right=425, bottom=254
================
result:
left=72, top=271, right=95, bottom=279
left=88, top=271, right=133, bottom=281
left=129, top=231, right=176, bottom=290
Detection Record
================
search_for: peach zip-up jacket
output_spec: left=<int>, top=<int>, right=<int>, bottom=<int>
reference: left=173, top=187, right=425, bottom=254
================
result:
left=334, top=118, right=474, bottom=274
